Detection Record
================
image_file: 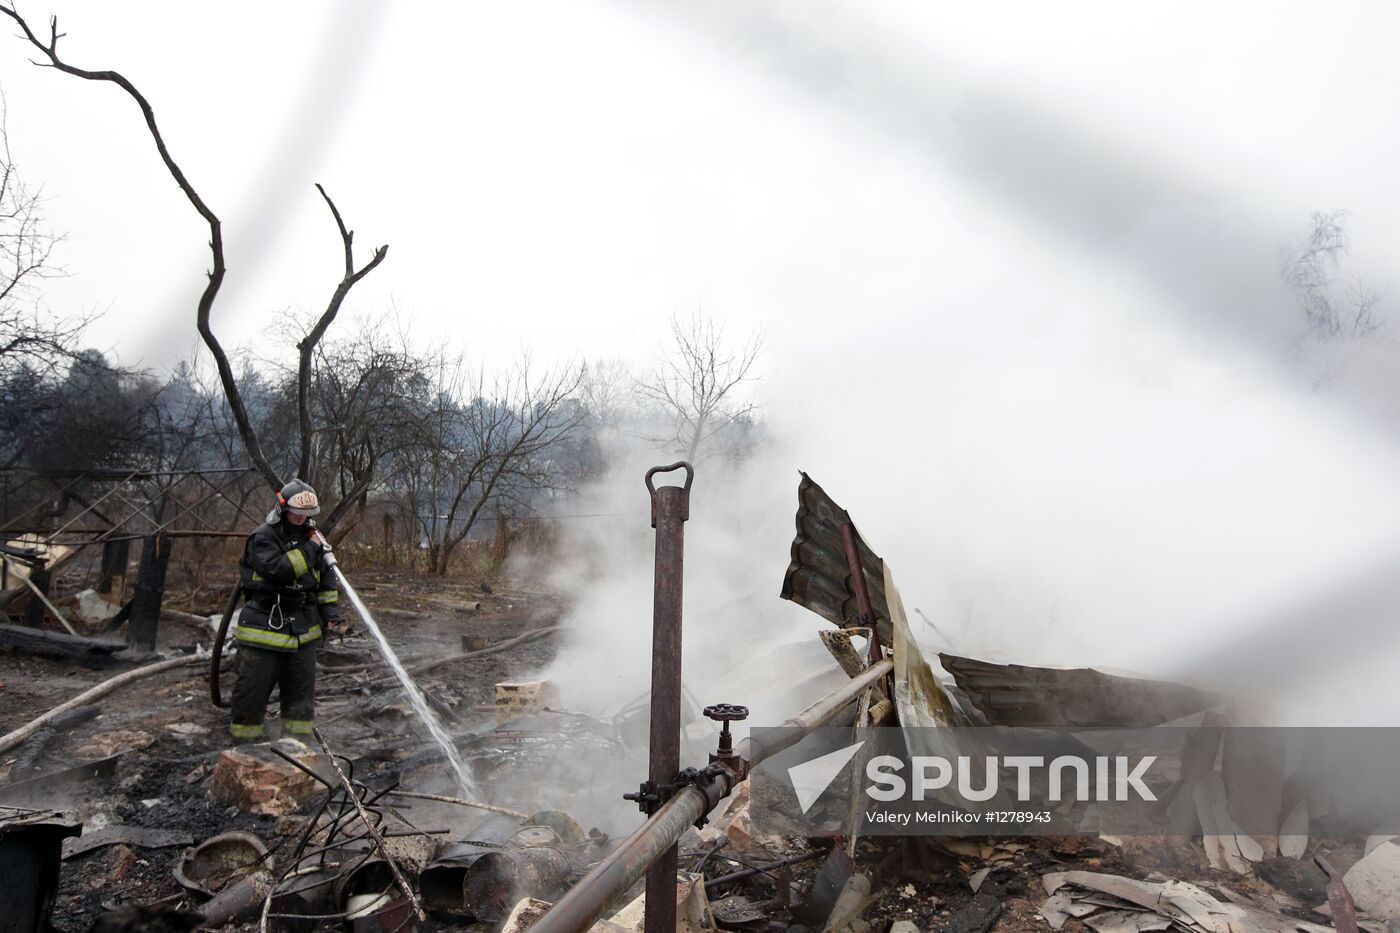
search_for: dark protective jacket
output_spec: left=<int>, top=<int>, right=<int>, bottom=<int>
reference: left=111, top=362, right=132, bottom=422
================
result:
left=234, top=518, right=339, bottom=652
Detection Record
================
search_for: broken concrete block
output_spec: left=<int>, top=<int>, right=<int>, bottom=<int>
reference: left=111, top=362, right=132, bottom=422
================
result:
left=74, top=730, right=154, bottom=760
left=822, top=873, right=874, bottom=933
left=1343, top=840, right=1400, bottom=921
left=75, top=589, right=121, bottom=625
left=82, top=845, right=136, bottom=891
left=501, top=897, right=554, bottom=933
left=165, top=723, right=209, bottom=738
left=206, top=739, right=324, bottom=816
left=496, top=680, right=560, bottom=722
left=606, top=871, right=710, bottom=933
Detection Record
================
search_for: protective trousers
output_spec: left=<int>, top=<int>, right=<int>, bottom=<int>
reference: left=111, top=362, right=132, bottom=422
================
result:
left=229, top=642, right=317, bottom=741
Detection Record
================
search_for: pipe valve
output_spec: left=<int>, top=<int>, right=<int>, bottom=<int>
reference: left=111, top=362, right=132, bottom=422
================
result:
left=704, top=703, right=748, bottom=777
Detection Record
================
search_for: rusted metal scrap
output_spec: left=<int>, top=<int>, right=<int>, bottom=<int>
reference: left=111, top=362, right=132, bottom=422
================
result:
left=63, top=825, right=192, bottom=860
left=938, top=652, right=1225, bottom=727
left=1316, top=855, right=1359, bottom=933
left=173, top=831, right=269, bottom=897
left=780, top=473, right=892, bottom=647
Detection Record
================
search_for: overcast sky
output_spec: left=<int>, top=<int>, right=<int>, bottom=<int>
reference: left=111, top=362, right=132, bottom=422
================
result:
left=7, top=2, right=1400, bottom=717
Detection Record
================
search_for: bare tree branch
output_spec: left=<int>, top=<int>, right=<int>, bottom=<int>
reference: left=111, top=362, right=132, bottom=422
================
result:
left=296, top=184, right=389, bottom=480
left=1, top=7, right=391, bottom=500
left=636, top=311, right=764, bottom=464
left=0, top=4, right=284, bottom=489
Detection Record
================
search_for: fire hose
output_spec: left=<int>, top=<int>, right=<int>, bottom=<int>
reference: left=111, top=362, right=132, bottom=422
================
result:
left=208, top=578, right=242, bottom=708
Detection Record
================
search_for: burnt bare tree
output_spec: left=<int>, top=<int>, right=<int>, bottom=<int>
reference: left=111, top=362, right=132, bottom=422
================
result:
left=573, top=357, right=640, bottom=476
left=1282, top=211, right=1385, bottom=340
left=305, top=317, right=428, bottom=540
left=637, top=311, right=764, bottom=464
left=0, top=89, right=76, bottom=374
left=393, top=353, right=584, bottom=574
left=0, top=7, right=387, bottom=520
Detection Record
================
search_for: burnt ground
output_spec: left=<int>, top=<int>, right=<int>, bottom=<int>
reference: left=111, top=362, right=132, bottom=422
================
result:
left=0, top=566, right=567, bottom=931
left=0, top=566, right=1375, bottom=933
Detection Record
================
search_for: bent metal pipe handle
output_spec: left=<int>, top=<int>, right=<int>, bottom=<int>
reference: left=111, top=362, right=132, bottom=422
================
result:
left=645, top=461, right=694, bottom=526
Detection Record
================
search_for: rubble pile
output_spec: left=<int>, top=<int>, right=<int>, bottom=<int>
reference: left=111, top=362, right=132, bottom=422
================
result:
left=4, top=475, right=1399, bottom=933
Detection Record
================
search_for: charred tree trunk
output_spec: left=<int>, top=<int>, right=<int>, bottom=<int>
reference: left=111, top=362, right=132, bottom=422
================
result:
left=23, top=563, right=50, bottom=628
left=490, top=514, right=510, bottom=571
left=98, top=539, right=130, bottom=595
left=128, top=534, right=172, bottom=653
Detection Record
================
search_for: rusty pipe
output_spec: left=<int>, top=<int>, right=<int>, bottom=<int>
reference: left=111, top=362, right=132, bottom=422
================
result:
left=739, top=658, right=893, bottom=766
left=530, top=771, right=734, bottom=933
left=840, top=521, right=880, bottom=663
left=528, top=657, right=893, bottom=933
left=643, top=462, right=691, bottom=933
left=196, top=868, right=275, bottom=929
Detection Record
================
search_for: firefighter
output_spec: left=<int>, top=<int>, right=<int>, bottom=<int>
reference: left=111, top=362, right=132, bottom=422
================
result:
left=228, top=479, right=340, bottom=741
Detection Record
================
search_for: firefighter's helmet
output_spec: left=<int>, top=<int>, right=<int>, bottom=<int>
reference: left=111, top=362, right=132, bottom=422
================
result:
left=277, top=479, right=321, bottom=517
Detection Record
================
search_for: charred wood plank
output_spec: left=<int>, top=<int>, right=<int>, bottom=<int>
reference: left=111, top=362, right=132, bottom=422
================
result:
left=0, top=622, right=127, bottom=659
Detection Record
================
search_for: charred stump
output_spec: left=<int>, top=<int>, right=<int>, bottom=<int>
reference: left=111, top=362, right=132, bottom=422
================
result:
left=98, top=539, right=131, bottom=595
left=128, top=534, right=172, bottom=653
left=23, top=563, right=50, bottom=628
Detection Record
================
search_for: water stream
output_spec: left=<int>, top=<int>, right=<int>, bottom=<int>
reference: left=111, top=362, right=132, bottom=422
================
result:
left=330, top=564, right=483, bottom=800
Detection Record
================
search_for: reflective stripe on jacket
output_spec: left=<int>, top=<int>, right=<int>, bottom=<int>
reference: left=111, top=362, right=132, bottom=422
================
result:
left=235, top=518, right=338, bottom=653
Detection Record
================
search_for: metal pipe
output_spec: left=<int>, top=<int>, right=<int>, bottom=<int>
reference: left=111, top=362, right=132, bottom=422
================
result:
left=840, top=521, right=880, bottom=663
left=529, top=657, right=893, bottom=933
left=532, top=776, right=730, bottom=933
left=739, top=659, right=893, bottom=766
left=379, top=789, right=529, bottom=820
left=642, top=461, right=692, bottom=933
left=703, top=850, right=824, bottom=890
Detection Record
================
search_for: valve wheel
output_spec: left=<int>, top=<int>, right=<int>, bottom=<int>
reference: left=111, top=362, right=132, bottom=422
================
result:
left=703, top=703, right=749, bottom=722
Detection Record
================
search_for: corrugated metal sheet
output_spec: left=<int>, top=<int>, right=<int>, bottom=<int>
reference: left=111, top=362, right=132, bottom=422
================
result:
left=938, top=652, right=1224, bottom=727
left=779, top=473, right=892, bottom=646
